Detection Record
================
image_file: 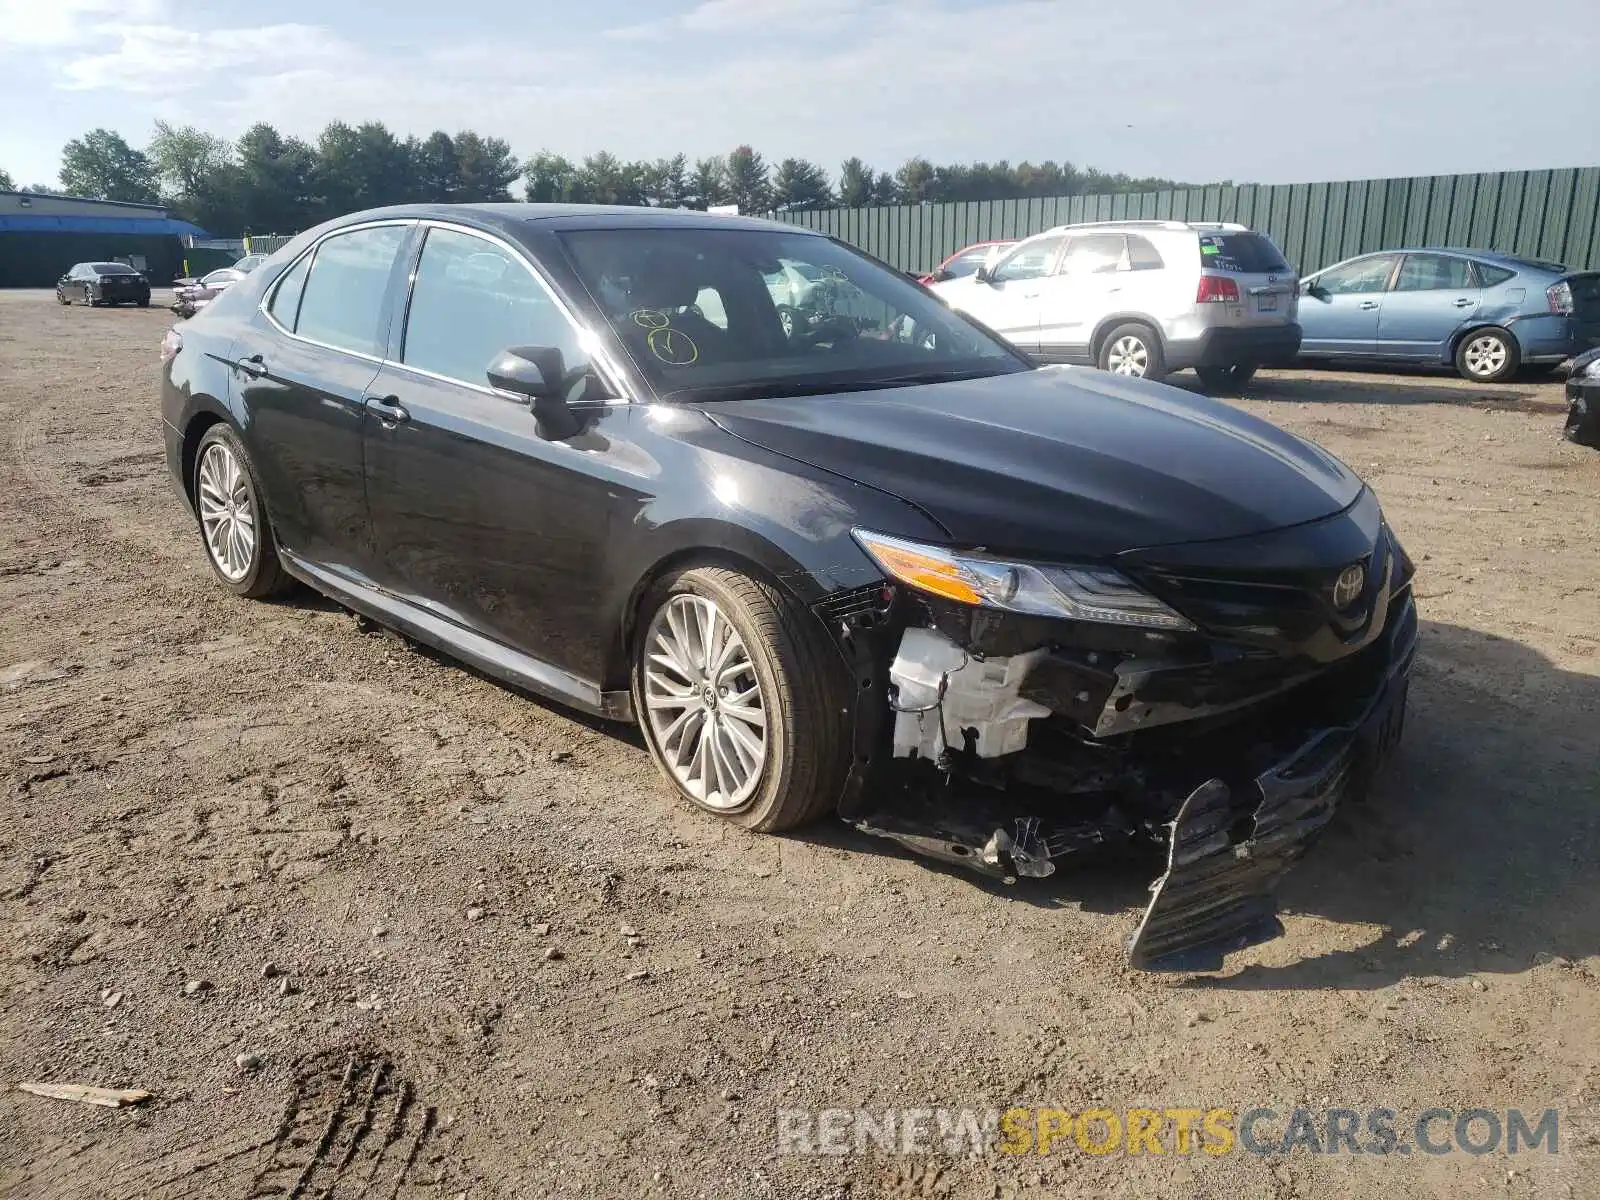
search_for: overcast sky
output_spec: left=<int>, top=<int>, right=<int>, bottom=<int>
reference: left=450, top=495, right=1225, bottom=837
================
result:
left=2, top=0, right=1596, bottom=192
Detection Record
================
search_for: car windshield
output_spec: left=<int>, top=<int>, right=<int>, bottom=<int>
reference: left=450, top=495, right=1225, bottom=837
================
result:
left=234, top=255, right=266, bottom=272
left=558, top=227, right=1027, bottom=401
left=91, top=263, right=135, bottom=274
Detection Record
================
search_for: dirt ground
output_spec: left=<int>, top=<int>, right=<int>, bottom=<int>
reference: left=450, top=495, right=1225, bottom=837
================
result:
left=0, top=288, right=1596, bottom=1200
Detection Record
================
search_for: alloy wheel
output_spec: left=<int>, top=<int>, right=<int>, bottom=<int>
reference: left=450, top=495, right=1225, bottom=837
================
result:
left=196, top=441, right=257, bottom=582
left=1106, top=335, right=1150, bottom=376
left=642, top=594, right=769, bottom=810
left=1462, top=335, right=1508, bottom=378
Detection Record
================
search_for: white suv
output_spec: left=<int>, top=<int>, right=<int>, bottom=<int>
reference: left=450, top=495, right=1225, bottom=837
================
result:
left=931, top=220, right=1301, bottom=389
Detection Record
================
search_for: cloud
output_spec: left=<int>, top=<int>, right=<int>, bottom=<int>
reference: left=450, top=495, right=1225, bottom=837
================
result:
left=60, top=23, right=347, bottom=93
left=0, top=0, right=165, bottom=49
left=606, top=0, right=865, bottom=41
left=7, top=0, right=1598, bottom=188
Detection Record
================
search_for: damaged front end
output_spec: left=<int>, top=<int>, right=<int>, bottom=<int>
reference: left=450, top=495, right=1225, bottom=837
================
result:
left=824, top=489, right=1417, bottom=972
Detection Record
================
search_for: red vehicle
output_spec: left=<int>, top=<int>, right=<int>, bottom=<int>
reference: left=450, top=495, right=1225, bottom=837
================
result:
left=919, top=240, right=1015, bottom=285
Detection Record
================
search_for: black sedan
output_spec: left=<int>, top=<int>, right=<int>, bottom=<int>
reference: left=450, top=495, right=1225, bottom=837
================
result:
left=160, top=204, right=1417, bottom=970
left=58, top=261, right=152, bottom=307
left=1564, top=346, right=1600, bottom=448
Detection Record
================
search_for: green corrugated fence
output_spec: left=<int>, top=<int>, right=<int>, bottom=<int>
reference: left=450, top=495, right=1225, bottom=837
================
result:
left=771, top=168, right=1600, bottom=277
left=243, top=234, right=296, bottom=256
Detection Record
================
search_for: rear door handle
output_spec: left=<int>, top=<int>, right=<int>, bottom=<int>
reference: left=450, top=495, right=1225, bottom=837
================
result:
left=1358, top=301, right=1380, bottom=310
left=365, top=394, right=410, bottom=425
left=235, top=353, right=267, bottom=378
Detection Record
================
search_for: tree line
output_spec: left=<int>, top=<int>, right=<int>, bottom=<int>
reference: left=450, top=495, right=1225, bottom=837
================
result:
left=2, top=123, right=1196, bottom=237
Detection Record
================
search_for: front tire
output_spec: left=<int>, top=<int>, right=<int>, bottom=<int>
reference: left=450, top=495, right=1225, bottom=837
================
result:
left=1456, top=328, right=1519, bottom=383
left=1098, top=323, right=1166, bottom=381
left=192, top=424, right=292, bottom=599
left=1195, top=363, right=1259, bottom=393
left=632, top=566, right=852, bottom=833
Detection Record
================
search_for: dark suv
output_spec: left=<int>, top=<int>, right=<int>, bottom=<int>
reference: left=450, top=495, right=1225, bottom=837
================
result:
left=160, top=204, right=1416, bottom=970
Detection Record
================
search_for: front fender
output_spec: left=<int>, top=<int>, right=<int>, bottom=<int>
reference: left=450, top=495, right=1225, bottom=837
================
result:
left=593, top=414, right=945, bottom=692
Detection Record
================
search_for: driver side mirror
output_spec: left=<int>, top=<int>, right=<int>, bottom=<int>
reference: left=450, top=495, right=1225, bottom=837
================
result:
left=1302, top=281, right=1328, bottom=299
left=487, top=346, right=583, bottom=440
left=973, top=264, right=993, bottom=285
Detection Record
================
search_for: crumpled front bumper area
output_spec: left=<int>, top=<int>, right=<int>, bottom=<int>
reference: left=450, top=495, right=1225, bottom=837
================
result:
left=835, top=538, right=1418, bottom=972
left=1127, top=616, right=1413, bottom=970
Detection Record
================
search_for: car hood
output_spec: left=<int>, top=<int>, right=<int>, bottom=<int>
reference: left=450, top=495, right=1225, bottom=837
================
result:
left=702, top=366, right=1362, bottom=557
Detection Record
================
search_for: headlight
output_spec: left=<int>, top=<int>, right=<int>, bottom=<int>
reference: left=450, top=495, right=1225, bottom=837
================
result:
left=1576, top=349, right=1600, bottom=380
left=851, top=529, right=1195, bottom=631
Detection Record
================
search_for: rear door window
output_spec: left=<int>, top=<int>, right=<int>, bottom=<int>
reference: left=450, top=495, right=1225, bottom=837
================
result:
left=1127, top=235, right=1164, bottom=271
left=1198, top=232, right=1290, bottom=273
left=294, top=225, right=408, bottom=357
left=1394, top=254, right=1474, bottom=291
left=1059, top=234, right=1126, bottom=275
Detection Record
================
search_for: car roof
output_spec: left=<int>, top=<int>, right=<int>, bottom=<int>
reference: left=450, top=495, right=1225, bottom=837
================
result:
left=1342, top=246, right=1567, bottom=273
left=330, top=202, right=808, bottom=236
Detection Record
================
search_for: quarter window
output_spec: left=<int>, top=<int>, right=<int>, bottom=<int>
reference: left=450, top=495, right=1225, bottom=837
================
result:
left=401, top=226, right=589, bottom=391
left=1315, top=255, right=1399, bottom=295
left=992, top=235, right=1064, bottom=283
left=294, top=225, right=408, bottom=357
left=1475, top=263, right=1516, bottom=287
left=267, top=254, right=311, bottom=330
left=1394, top=254, right=1474, bottom=291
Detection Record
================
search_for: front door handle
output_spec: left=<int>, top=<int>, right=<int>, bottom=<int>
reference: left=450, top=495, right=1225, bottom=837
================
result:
left=1358, top=301, right=1380, bottom=310
left=1453, top=298, right=1475, bottom=307
left=235, top=353, right=267, bottom=378
left=366, top=394, right=410, bottom=425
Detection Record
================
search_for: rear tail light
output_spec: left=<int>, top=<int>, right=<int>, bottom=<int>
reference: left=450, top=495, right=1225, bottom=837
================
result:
left=160, top=327, right=183, bottom=365
left=1547, top=280, right=1574, bottom=315
left=1196, top=276, right=1240, bottom=304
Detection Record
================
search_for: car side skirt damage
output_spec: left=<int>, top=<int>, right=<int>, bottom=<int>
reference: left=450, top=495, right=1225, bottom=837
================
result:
left=821, top=534, right=1417, bottom=973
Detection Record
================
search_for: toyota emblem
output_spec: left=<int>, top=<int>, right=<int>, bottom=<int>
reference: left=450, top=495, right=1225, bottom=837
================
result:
left=1333, top=563, right=1366, bottom=610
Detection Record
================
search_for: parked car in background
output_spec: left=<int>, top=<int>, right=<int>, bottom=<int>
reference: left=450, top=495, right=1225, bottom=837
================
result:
left=930, top=220, right=1301, bottom=389
left=1564, top=345, right=1600, bottom=448
left=171, top=254, right=267, bottom=291
left=762, top=257, right=878, bottom=340
left=172, top=255, right=269, bottom=318
left=57, top=262, right=151, bottom=307
left=919, top=240, right=1014, bottom=285
left=1296, top=249, right=1600, bottom=382
left=159, top=203, right=1414, bottom=971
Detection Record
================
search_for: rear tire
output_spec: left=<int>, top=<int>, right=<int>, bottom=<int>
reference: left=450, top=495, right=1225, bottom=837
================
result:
left=1098, top=323, right=1166, bottom=382
left=191, top=424, right=293, bottom=600
left=137, top=297, right=150, bottom=308
left=632, top=565, right=852, bottom=833
left=1455, top=328, right=1519, bottom=383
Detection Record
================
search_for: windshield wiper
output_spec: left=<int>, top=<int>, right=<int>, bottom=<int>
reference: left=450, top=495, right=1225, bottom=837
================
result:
left=662, top=380, right=864, bottom=404
left=666, top=367, right=1009, bottom=404
left=868, top=367, right=1009, bottom=387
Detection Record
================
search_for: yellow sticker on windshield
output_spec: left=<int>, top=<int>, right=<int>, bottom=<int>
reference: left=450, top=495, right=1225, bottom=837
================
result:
left=647, top=327, right=699, bottom=366
left=630, top=308, right=670, bottom=330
